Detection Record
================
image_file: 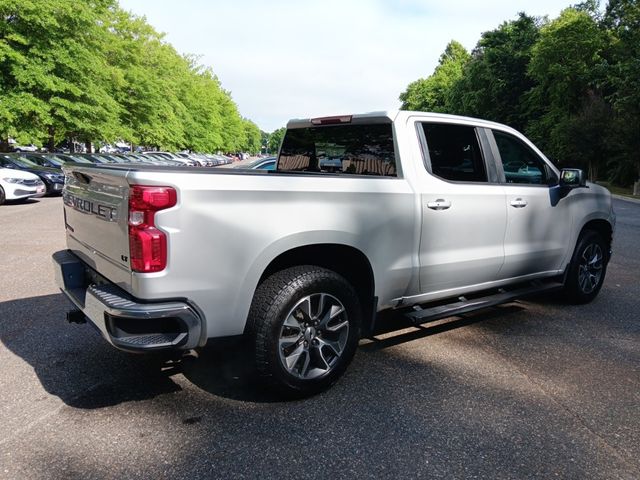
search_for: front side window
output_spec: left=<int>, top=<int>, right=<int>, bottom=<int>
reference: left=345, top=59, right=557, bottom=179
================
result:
left=278, top=123, right=397, bottom=177
left=420, top=123, right=487, bottom=182
left=493, top=130, right=550, bottom=185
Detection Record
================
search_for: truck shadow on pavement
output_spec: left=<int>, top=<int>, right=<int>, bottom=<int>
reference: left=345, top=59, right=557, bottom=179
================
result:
left=178, top=304, right=529, bottom=403
left=0, top=291, right=534, bottom=407
left=0, top=293, right=184, bottom=409
left=1, top=288, right=636, bottom=408
left=2, top=289, right=640, bottom=478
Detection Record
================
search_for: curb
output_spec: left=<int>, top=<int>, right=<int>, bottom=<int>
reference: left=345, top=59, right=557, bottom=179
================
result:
left=612, top=194, right=640, bottom=205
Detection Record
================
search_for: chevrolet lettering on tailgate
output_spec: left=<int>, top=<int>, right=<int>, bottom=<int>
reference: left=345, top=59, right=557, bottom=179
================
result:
left=63, top=192, right=118, bottom=222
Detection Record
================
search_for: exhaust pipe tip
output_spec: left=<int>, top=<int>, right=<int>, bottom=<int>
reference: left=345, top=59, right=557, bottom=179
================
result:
left=66, top=309, right=87, bottom=324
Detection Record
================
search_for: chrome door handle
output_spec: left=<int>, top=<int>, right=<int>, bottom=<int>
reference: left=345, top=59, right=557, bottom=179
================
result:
left=510, top=198, right=528, bottom=208
left=427, top=199, right=451, bottom=210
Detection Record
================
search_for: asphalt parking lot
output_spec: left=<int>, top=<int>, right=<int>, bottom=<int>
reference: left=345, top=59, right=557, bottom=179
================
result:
left=1, top=196, right=638, bottom=479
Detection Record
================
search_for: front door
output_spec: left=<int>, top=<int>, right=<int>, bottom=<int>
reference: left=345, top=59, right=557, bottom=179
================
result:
left=490, top=129, right=572, bottom=279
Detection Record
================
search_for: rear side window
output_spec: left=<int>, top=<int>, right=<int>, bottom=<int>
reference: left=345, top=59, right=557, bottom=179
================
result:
left=420, top=123, right=487, bottom=182
left=278, top=123, right=397, bottom=176
left=493, top=130, right=549, bottom=185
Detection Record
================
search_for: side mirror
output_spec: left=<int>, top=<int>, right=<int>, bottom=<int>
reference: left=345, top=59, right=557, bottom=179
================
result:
left=559, top=168, right=586, bottom=188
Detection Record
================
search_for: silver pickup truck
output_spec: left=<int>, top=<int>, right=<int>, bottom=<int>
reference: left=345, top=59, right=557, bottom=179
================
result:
left=53, top=111, right=615, bottom=396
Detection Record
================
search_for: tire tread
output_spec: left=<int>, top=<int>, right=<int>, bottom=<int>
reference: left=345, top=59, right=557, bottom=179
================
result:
left=247, top=265, right=360, bottom=396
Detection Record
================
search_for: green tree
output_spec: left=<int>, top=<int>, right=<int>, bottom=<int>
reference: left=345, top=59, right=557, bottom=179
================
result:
left=602, top=0, right=640, bottom=191
left=562, top=93, right=613, bottom=180
left=179, top=64, right=226, bottom=152
left=399, top=40, right=470, bottom=112
left=241, top=119, right=261, bottom=154
left=260, top=130, right=270, bottom=154
left=0, top=0, right=122, bottom=150
left=268, top=127, right=286, bottom=154
left=0, top=1, right=261, bottom=154
left=106, top=9, right=189, bottom=150
left=526, top=8, right=607, bottom=178
left=216, top=90, right=244, bottom=152
left=448, top=13, right=540, bottom=131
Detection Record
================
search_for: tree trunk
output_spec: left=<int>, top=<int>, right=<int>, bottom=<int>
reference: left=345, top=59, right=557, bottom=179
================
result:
left=47, top=126, right=55, bottom=152
left=0, top=137, right=8, bottom=153
left=633, top=180, right=640, bottom=196
left=588, top=160, right=598, bottom=183
left=85, top=140, right=92, bottom=154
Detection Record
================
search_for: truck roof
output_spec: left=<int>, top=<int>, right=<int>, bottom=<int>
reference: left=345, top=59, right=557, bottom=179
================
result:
left=287, top=110, right=516, bottom=132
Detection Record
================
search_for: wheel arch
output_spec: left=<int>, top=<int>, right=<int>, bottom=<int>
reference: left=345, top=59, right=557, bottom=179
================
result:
left=579, top=219, right=613, bottom=255
left=249, top=243, right=376, bottom=336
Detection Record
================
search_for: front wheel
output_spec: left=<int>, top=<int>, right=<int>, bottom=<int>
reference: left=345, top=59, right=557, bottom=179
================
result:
left=563, top=230, right=608, bottom=304
left=247, top=266, right=361, bottom=397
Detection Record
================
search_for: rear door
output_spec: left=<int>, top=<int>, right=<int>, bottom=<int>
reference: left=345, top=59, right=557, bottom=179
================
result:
left=62, top=166, right=132, bottom=287
left=415, top=121, right=507, bottom=293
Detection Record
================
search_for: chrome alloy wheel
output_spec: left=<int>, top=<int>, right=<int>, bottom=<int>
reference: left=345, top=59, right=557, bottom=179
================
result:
left=578, top=243, right=604, bottom=294
left=278, top=293, right=349, bottom=380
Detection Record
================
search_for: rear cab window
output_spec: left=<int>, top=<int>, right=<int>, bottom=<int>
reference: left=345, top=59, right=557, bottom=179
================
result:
left=278, top=123, right=397, bottom=177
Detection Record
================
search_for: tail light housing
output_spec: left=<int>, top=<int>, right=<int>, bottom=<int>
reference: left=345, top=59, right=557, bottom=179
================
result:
left=128, top=185, right=177, bottom=273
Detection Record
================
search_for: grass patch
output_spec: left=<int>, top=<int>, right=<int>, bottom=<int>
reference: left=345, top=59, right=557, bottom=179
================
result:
left=596, top=181, right=639, bottom=199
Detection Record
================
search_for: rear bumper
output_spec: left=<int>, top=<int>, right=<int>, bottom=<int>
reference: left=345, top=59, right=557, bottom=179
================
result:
left=52, top=250, right=202, bottom=352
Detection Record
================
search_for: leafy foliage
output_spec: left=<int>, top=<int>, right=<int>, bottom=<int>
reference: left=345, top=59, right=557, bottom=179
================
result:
left=399, top=41, right=470, bottom=112
left=602, top=0, right=640, bottom=181
left=449, top=13, right=540, bottom=132
left=268, top=127, right=286, bottom=154
left=0, top=0, right=259, bottom=152
left=524, top=7, right=608, bottom=179
left=399, top=2, right=640, bottom=185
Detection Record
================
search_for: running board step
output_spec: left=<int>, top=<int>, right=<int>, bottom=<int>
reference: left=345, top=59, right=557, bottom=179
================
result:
left=404, top=281, right=564, bottom=325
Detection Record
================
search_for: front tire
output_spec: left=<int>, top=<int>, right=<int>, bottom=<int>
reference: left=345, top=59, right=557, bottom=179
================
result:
left=248, top=266, right=361, bottom=397
left=0, top=186, right=5, bottom=205
left=563, top=230, right=608, bottom=304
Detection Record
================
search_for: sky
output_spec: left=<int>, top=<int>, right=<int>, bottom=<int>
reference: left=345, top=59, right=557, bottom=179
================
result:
left=117, top=0, right=573, bottom=133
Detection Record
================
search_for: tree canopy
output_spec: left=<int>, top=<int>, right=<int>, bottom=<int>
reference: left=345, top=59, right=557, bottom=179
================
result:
left=267, top=127, right=286, bottom=154
left=399, top=40, right=470, bottom=112
left=0, top=0, right=261, bottom=153
left=399, top=1, right=640, bottom=186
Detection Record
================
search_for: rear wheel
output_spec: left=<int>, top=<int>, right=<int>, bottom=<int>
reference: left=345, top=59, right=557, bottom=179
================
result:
left=0, top=186, right=5, bottom=205
left=563, top=230, right=608, bottom=304
left=248, top=266, right=361, bottom=397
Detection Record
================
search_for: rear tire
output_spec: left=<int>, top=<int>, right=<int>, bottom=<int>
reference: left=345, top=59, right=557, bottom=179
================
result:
left=247, top=266, right=361, bottom=397
left=0, top=186, right=5, bottom=205
left=563, top=230, right=608, bottom=304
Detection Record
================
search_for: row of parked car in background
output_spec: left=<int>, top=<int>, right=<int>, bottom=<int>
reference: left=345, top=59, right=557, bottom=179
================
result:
left=0, top=151, right=277, bottom=205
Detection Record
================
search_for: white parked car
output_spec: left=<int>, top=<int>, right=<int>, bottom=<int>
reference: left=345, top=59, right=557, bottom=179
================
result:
left=13, top=144, right=39, bottom=152
left=0, top=168, right=46, bottom=204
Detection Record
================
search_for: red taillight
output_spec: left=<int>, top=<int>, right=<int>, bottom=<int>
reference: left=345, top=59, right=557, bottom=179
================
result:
left=128, top=185, right=177, bottom=273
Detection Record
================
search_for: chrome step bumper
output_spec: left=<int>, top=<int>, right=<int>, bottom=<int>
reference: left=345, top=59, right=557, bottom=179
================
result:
left=52, top=250, right=202, bottom=352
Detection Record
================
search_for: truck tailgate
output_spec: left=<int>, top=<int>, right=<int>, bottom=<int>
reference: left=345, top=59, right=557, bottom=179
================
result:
left=62, top=166, right=132, bottom=289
